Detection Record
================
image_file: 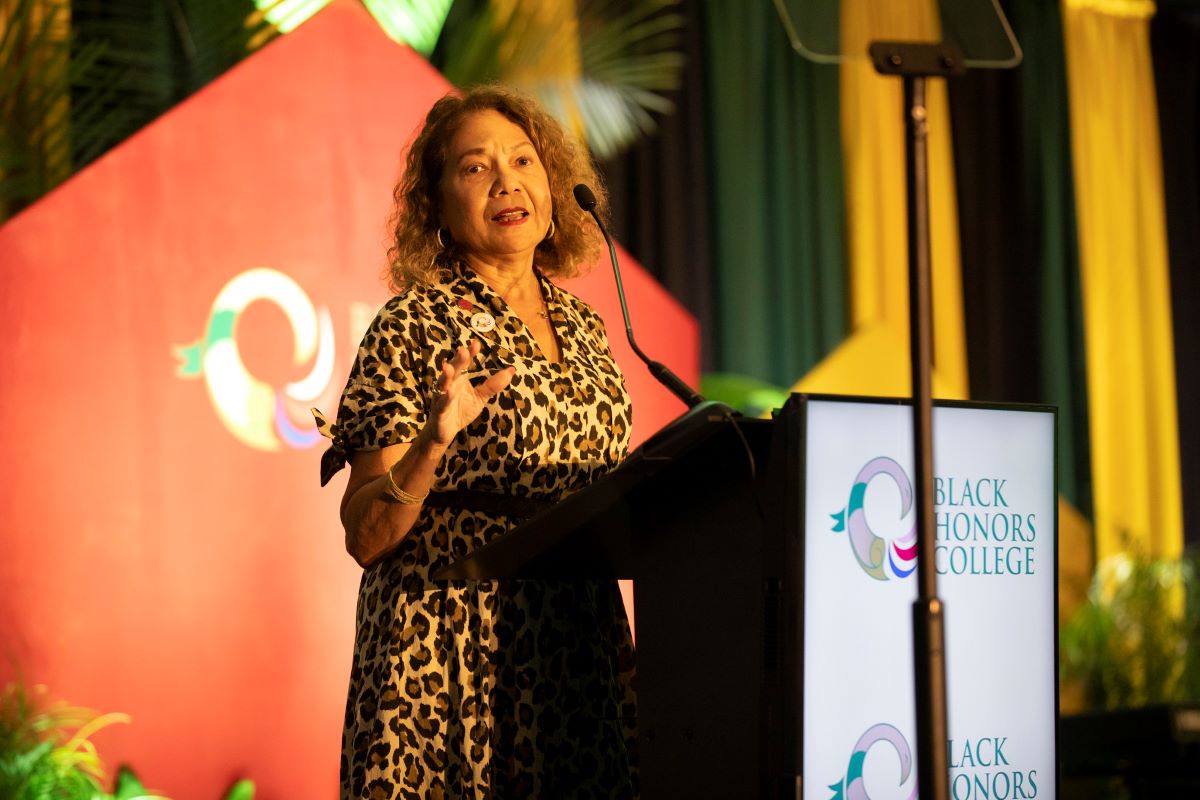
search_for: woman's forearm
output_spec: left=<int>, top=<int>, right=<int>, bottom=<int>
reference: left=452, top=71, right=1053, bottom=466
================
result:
left=341, top=426, right=448, bottom=568
left=340, top=342, right=514, bottom=568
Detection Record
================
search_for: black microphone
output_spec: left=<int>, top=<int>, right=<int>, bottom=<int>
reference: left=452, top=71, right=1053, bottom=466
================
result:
left=573, top=183, right=705, bottom=409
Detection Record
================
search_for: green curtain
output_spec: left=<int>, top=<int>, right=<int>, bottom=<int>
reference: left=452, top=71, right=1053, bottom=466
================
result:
left=701, top=2, right=847, bottom=387
left=948, top=0, right=1092, bottom=514
left=1015, top=0, right=1093, bottom=516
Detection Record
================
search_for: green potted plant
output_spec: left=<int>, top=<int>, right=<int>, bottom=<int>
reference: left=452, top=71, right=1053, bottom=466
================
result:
left=0, top=682, right=254, bottom=800
left=1058, top=544, right=1200, bottom=799
left=1061, top=545, right=1200, bottom=709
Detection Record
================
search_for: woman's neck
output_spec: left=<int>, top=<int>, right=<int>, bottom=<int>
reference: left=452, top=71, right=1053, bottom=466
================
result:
left=464, top=253, right=541, bottom=304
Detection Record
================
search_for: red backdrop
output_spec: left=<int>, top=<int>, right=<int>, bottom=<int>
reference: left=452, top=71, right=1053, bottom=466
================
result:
left=0, top=2, right=697, bottom=796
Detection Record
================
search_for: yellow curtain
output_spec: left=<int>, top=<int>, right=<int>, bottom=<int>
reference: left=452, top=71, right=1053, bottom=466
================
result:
left=1061, top=0, right=1182, bottom=561
left=795, top=0, right=967, bottom=399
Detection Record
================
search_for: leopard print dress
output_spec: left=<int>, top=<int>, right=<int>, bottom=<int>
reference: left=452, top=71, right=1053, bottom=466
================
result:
left=318, top=266, right=638, bottom=800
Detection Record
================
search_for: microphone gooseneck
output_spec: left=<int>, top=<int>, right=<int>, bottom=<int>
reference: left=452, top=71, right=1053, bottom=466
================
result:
left=573, top=183, right=705, bottom=409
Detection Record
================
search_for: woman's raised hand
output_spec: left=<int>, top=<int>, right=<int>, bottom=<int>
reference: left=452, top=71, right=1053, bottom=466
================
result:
left=425, top=339, right=515, bottom=447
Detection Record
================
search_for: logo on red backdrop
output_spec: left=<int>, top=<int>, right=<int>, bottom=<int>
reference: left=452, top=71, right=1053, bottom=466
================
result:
left=175, top=268, right=335, bottom=451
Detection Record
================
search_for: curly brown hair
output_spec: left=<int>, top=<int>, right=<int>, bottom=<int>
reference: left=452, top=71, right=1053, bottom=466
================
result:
left=386, top=85, right=610, bottom=291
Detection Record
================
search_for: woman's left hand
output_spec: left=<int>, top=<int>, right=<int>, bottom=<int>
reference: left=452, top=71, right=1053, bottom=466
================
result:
left=426, top=338, right=515, bottom=446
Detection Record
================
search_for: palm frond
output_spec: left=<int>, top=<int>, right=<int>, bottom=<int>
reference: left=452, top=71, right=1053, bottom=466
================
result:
left=362, top=0, right=453, bottom=55
left=252, top=0, right=329, bottom=33
left=572, top=0, right=683, bottom=154
left=0, top=0, right=684, bottom=220
left=0, top=0, right=296, bottom=221
left=439, top=2, right=502, bottom=87
left=0, top=682, right=129, bottom=797
left=439, top=0, right=685, bottom=158
left=0, top=0, right=91, bottom=217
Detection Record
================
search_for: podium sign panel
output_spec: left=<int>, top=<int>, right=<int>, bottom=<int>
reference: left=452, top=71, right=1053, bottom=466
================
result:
left=800, top=398, right=1056, bottom=799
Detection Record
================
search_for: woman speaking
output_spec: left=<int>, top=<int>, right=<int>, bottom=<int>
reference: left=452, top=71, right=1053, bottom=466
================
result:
left=316, top=86, right=637, bottom=799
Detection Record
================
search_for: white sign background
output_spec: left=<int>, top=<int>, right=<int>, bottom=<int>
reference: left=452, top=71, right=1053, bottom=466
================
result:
left=802, top=399, right=1056, bottom=800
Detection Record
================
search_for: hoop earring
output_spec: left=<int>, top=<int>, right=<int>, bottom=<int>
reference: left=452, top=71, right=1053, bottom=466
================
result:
left=544, top=219, right=556, bottom=241
left=430, top=228, right=450, bottom=272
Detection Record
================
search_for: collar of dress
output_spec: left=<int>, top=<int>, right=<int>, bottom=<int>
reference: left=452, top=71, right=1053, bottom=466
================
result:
left=435, top=266, right=567, bottom=363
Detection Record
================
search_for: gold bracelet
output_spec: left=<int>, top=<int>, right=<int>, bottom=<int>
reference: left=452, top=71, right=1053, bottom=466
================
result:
left=385, top=463, right=429, bottom=505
